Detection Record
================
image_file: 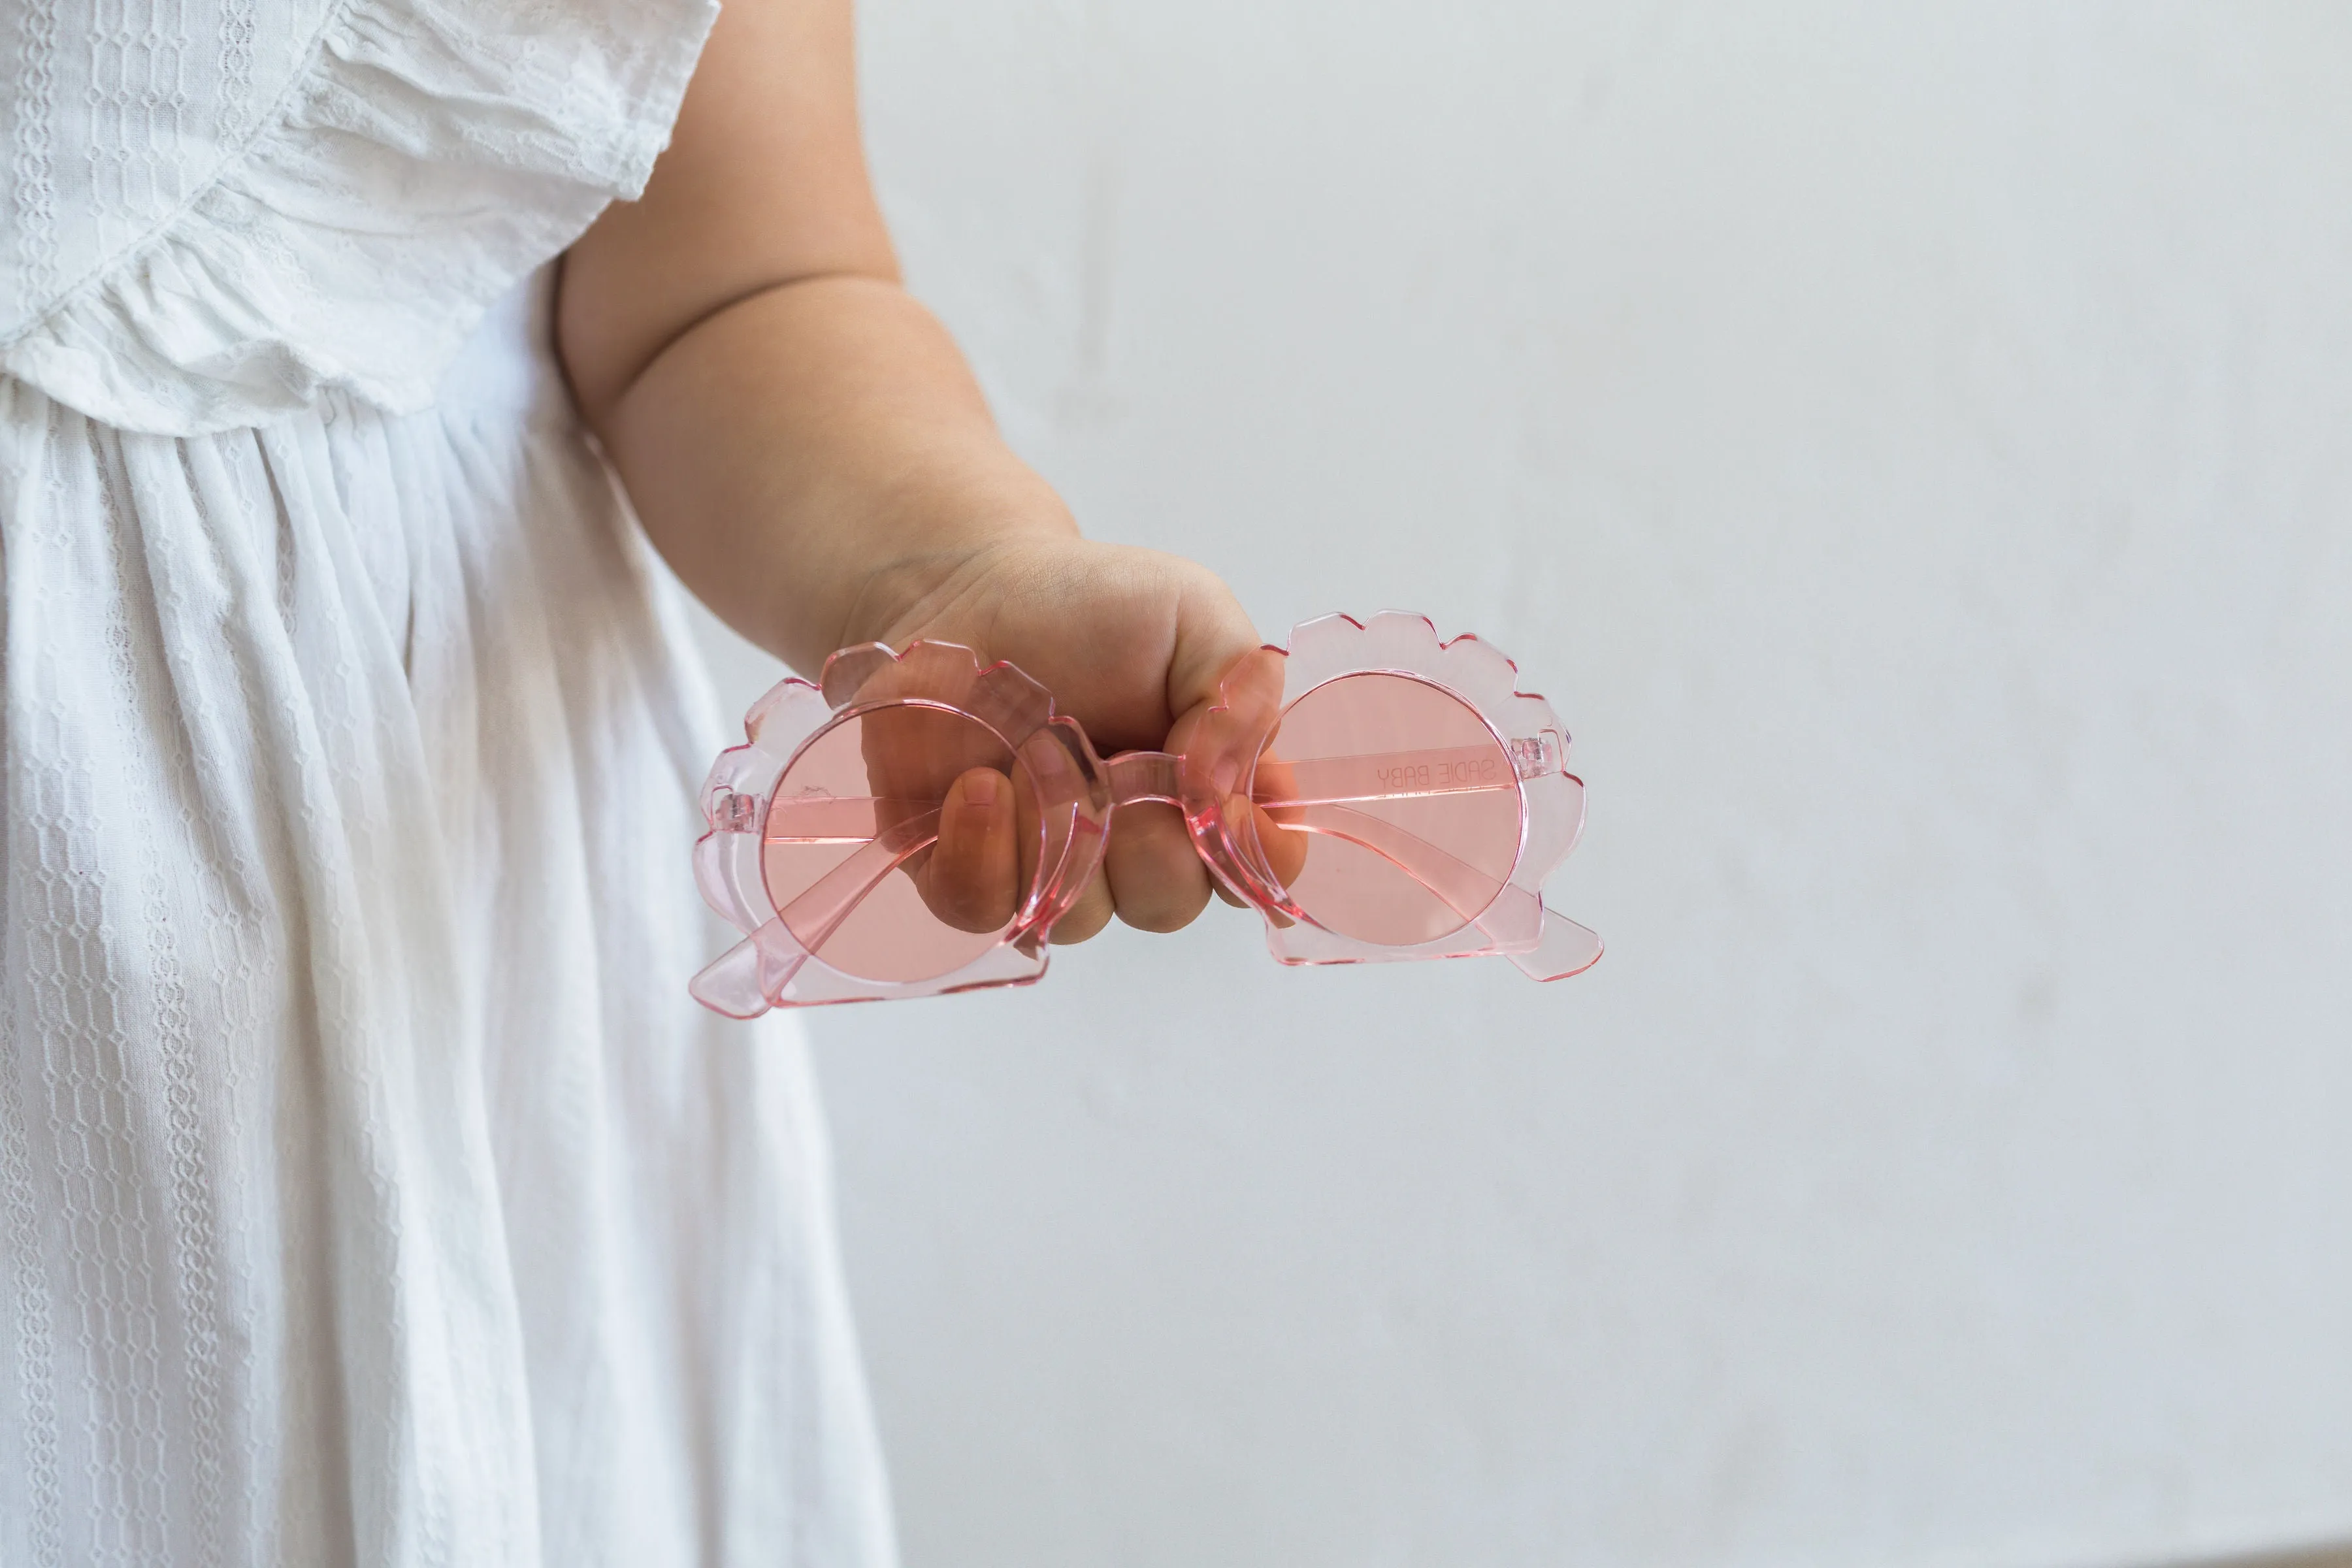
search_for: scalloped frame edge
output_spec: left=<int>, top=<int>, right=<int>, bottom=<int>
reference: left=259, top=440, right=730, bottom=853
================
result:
left=691, top=639, right=1115, bottom=1015
left=1190, top=610, right=1600, bottom=977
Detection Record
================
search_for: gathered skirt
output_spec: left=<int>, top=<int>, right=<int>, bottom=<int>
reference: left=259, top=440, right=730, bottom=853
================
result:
left=0, top=365, right=895, bottom=1566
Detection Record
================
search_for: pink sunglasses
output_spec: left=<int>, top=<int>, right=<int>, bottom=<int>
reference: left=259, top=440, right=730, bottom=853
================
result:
left=690, top=611, right=1601, bottom=1015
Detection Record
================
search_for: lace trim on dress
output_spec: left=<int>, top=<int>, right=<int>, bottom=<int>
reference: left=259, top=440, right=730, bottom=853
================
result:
left=0, top=0, right=717, bottom=436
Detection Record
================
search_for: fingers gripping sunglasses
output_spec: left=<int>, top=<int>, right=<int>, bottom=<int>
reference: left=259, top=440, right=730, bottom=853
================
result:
left=690, top=611, right=1601, bottom=1015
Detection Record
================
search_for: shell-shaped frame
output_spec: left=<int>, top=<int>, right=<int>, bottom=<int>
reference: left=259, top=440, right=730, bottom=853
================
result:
left=1183, top=612, right=1601, bottom=979
left=689, top=639, right=1116, bottom=1016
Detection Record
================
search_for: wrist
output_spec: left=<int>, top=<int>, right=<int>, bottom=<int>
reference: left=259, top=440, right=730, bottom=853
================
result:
left=832, top=521, right=1075, bottom=655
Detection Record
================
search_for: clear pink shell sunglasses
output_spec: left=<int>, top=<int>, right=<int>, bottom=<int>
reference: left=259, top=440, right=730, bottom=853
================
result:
left=691, top=611, right=1601, bottom=1015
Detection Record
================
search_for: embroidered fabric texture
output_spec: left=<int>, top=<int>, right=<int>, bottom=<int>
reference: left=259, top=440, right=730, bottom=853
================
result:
left=1, top=0, right=718, bottom=436
left=0, top=3, right=898, bottom=1563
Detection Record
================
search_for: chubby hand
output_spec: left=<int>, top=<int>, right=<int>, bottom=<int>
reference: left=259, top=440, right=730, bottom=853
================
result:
left=840, top=535, right=1296, bottom=943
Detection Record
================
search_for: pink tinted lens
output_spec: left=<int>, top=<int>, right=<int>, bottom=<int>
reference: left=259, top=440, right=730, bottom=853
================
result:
left=1251, top=673, right=1522, bottom=946
left=762, top=703, right=1039, bottom=983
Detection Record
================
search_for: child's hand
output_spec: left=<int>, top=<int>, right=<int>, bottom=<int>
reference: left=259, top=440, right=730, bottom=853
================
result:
left=557, top=1, right=1292, bottom=946
left=841, top=535, right=1263, bottom=943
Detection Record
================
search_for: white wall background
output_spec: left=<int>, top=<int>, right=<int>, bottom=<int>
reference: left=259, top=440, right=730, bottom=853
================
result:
left=689, top=5, right=2352, bottom=1564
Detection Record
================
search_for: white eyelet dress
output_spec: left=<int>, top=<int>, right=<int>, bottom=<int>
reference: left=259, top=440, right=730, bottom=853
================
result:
left=0, top=3, right=896, bottom=1565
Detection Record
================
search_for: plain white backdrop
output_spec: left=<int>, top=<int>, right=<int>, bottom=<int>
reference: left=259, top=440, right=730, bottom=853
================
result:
left=687, top=5, right=2352, bottom=1564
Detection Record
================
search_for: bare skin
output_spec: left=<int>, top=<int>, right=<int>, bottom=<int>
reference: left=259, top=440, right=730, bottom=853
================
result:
left=557, top=0, right=1260, bottom=941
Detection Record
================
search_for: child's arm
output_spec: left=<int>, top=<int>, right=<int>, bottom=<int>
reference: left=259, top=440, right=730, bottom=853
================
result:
left=557, top=0, right=1257, bottom=941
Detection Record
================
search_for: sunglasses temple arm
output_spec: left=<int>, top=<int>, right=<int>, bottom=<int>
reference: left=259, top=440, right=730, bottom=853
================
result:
left=1252, top=741, right=1560, bottom=806
left=1505, top=904, right=1605, bottom=981
left=1270, top=800, right=1523, bottom=924
left=1267, top=803, right=1601, bottom=980
left=687, top=808, right=945, bottom=1015
left=1111, top=742, right=1558, bottom=813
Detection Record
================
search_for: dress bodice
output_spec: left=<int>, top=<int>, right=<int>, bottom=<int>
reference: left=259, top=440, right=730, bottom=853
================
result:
left=0, top=0, right=713, bottom=435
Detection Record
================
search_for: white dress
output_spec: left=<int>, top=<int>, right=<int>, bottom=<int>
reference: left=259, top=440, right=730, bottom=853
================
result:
left=0, top=2, right=896, bottom=1564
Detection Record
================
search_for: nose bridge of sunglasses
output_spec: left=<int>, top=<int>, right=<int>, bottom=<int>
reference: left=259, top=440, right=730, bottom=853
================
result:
left=1105, top=750, right=1183, bottom=807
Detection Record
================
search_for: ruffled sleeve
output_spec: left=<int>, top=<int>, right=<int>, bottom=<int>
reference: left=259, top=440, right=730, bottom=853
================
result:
left=0, top=0, right=717, bottom=436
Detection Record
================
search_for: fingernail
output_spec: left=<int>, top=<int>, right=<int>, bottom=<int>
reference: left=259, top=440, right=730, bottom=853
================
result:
left=964, top=770, right=1000, bottom=807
